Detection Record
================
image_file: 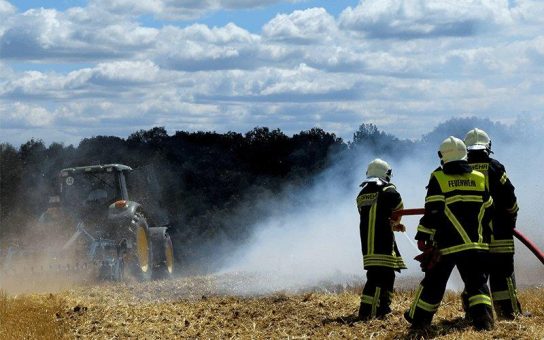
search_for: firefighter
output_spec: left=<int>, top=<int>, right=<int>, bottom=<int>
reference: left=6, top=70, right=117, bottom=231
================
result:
left=462, top=128, right=523, bottom=319
left=404, top=136, right=494, bottom=330
left=356, top=158, right=406, bottom=320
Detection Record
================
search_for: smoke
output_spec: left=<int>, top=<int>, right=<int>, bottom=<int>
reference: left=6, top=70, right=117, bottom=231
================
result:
left=220, top=148, right=434, bottom=294
left=220, top=164, right=363, bottom=293
left=220, top=116, right=544, bottom=293
left=493, top=117, right=544, bottom=286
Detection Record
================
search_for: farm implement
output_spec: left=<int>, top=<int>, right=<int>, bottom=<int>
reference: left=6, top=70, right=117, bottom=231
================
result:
left=0, top=164, right=175, bottom=284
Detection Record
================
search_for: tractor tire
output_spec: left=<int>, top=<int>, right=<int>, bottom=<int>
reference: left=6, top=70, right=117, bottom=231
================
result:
left=149, top=227, right=175, bottom=280
left=130, top=214, right=153, bottom=281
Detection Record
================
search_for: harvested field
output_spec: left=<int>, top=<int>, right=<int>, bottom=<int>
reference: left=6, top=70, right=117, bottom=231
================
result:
left=1, top=274, right=543, bottom=339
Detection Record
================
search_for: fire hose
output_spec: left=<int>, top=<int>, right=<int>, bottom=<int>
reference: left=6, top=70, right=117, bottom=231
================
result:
left=392, top=208, right=544, bottom=265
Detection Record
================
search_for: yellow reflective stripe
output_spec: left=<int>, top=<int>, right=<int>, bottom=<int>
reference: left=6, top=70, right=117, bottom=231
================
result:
left=440, top=242, right=489, bottom=255
left=444, top=205, right=472, bottom=244
left=364, top=254, right=403, bottom=259
left=409, top=285, right=424, bottom=318
left=490, top=239, right=515, bottom=253
left=490, top=247, right=514, bottom=253
left=491, top=290, right=511, bottom=301
left=361, top=294, right=374, bottom=304
left=393, top=201, right=404, bottom=211
left=367, top=202, right=377, bottom=255
left=468, top=294, right=492, bottom=307
left=490, top=240, right=514, bottom=249
left=507, top=202, right=519, bottom=214
left=416, top=299, right=440, bottom=312
left=363, top=255, right=406, bottom=269
left=417, top=225, right=436, bottom=236
left=445, top=195, right=484, bottom=204
left=507, top=277, right=520, bottom=314
left=477, top=197, right=492, bottom=244
left=362, top=259, right=406, bottom=267
left=470, top=163, right=489, bottom=172
left=357, top=192, right=377, bottom=208
left=356, top=196, right=363, bottom=208
left=426, top=195, right=445, bottom=203
left=483, top=196, right=493, bottom=209
left=491, top=239, right=514, bottom=245
left=500, top=172, right=508, bottom=185
left=434, top=170, right=486, bottom=193
left=470, top=164, right=490, bottom=189
left=372, top=287, right=381, bottom=317
left=383, top=184, right=397, bottom=191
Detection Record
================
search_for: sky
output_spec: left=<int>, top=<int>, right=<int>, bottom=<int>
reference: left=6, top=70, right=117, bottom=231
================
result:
left=0, top=0, right=543, bottom=146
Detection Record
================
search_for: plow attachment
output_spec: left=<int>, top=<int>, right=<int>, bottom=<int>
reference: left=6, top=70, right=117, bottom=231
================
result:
left=0, top=223, right=126, bottom=286
left=392, top=208, right=544, bottom=265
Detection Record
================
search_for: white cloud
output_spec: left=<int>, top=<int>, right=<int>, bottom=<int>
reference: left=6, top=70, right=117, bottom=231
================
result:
left=1, top=102, right=55, bottom=128
left=1, top=1, right=543, bottom=145
left=0, top=0, right=15, bottom=16
left=90, top=60, right=160, bottom=84
left=0, top=60, right=162, bottom=102
left=0, top=7, right=158, bottom=61
left=511, top=0, right=544, bottom=25
left=89, top=0, right=295, bottom=20
left=339, top=0, right=517, bottom=39
left=263, top=7, right=338, bottom=43
left=153, top=23, right=264, bottom=71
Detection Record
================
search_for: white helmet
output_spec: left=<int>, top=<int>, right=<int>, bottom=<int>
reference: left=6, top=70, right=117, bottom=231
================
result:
left=464, top=128, right=491, bottom=152
left=438, top=136, right=467, bottom=164
left=366, top=158, right=392, bottom=182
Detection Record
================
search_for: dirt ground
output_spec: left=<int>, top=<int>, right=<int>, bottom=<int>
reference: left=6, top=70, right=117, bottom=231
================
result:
left=1, top=274, right=543, bottom=339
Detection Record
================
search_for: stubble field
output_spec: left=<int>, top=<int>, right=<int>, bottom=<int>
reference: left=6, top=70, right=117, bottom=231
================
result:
left=1, top=274, right=543, bottom=339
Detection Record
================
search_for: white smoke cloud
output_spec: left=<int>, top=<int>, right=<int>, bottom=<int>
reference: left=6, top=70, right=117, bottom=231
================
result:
left=220, top=117, right=544, bottom=294
left=220, top=149, right=435, bottom=293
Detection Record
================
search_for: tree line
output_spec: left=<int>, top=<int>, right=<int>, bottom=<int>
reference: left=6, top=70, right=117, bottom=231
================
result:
left=0, top=118, right=512, bottom=272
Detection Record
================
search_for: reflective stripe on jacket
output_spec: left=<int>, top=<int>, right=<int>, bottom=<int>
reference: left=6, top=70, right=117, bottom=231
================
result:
left=357, top=182, right=406, bottom=270
left=468, top=152, right=518, bottom=254
left=415, top=164, right=493, bottom=255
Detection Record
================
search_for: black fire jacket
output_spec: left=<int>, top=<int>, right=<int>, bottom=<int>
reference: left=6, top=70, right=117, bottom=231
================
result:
left=468, top=151, right=518, bottom=253
left=357, top=181, right=406, bottom=270
left=415, top=161, right=494, bottom=255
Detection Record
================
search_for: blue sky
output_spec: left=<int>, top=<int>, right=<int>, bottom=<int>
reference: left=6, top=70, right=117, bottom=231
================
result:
left=1, top=0, right=543, bottom=146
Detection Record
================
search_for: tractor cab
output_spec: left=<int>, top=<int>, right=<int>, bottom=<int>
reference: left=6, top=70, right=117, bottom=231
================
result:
left=59, top=164, right=131, bottom=220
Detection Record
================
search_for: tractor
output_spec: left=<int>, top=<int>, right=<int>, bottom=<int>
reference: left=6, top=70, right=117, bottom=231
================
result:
left=2, top=164, right=175, bottom=282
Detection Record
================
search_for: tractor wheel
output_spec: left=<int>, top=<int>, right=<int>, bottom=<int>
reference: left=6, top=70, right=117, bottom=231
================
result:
left=131, top=214, right=153, bottom=281
left=149, top=227, right=175, bottom=280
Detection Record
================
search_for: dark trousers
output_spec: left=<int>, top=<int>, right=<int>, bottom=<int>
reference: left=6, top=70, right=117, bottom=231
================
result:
left=489, top=253, right=522, bottom=318
left=462, top=252, right=522, bottom=319
left=359, top=267, right=395, bottom=319
left=407, top=251, right=493, bottom=328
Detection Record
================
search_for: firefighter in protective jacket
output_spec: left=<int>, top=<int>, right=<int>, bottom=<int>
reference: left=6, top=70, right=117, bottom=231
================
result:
left=463, top=128, right=523, bottom=319
left=356, top=158, right=406, bottom=320
left=405, top=136, right=495, bottom=330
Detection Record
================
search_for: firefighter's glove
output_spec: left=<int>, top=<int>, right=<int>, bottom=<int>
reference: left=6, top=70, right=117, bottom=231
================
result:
left=392, top=223, right=406, bottom=232
left=389, top=219, right=406, bottom=232
left=417, top=240, right=426, bottom=251
left=414, top=246, right=441, bottom=272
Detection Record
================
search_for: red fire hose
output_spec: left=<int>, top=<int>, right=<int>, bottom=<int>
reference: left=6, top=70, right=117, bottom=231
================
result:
left=392, top=208, right=544, bottom=265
